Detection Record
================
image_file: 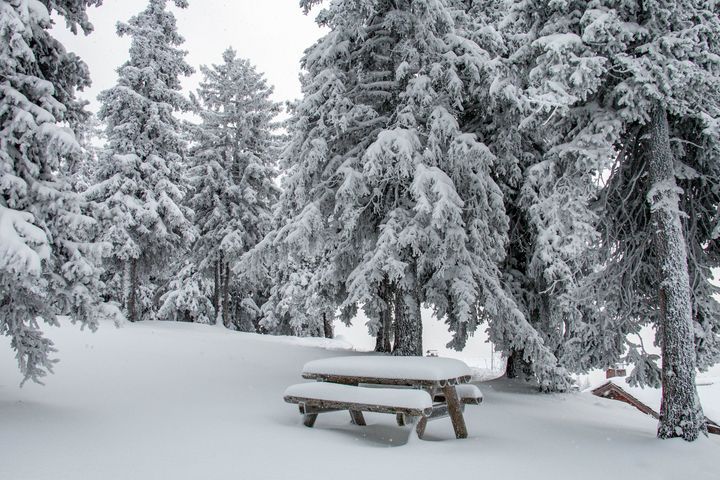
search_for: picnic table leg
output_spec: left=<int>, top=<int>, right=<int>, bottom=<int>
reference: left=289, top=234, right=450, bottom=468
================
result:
left=349, top=410, right=366, bottom=426
left=442, top=384, right=468, bottom=439
left=303, top=413, right=318, bottom=428
left=416, top=416, right=428, bottom=439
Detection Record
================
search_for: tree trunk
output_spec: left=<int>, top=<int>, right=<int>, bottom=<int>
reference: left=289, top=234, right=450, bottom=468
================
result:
left=392, top=287, right=403, bottom=354
left=505, top=349, right=532, bottom=380
left=647, top=105, right=706, bottom=441
left=213, top=259, right=221, bottom=322
left=323, top=312, right=334, bottom=339
left=127, top=258, right=138, bottom=323
left=393, top=267, right=423, bottom=356
left=375, top=281, right=392, bottom=352
left=222, top=263, right=231, bottom=328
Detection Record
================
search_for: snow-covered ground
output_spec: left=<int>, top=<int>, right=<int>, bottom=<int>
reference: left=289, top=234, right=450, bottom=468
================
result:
left=1, top=320, right=718, bottom=480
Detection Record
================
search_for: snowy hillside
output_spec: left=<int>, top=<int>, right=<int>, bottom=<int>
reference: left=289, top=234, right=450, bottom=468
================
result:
left=1, top=322, right=718, bottom=480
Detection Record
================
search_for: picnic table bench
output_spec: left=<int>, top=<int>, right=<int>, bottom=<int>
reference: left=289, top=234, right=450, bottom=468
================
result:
left=284, top=356, right=482, bottom=440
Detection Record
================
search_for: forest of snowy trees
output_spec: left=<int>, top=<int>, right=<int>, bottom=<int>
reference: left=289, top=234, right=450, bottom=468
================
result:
left=2, top=0, right=720, bottom=441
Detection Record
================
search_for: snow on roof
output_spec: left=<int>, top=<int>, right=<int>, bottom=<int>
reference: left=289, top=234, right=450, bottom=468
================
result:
left=587, top=375, right=720, bottom=423
left=302, top=356, right=472, bottom=382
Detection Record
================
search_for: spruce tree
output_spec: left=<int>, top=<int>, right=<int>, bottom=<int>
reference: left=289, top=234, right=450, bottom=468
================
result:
left=165, top=47, right=280, bottom=329
left=460, top=0, right=614, bottom=390
left=503, top=0, right=720, bottom=439
left=88, top=0, right=195, bottom=322
left=0, top=0, right=115, bottom=383
left=267, top=0, right=567, bottom=378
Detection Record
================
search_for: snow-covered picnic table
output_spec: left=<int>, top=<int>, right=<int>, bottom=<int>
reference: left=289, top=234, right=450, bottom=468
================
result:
left=284, top=356, right=482, bottom=440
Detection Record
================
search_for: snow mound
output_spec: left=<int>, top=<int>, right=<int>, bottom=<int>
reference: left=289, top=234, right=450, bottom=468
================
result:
left=0, top=321, right=718, bottom=480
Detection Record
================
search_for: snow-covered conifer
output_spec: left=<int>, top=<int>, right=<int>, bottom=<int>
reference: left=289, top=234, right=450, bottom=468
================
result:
left=88, top=0, right=195, bottom=322
left=174, top=48, right=281, bottom=329
left=502, top=0, right=720, bottom=439
left=269, top=0, right=555, bottom=366
left=457, top=0, right=613, bottom=390
left=0, top=0, right=114, bottom=383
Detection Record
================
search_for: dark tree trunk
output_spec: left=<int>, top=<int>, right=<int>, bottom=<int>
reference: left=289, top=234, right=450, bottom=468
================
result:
left=647, top=105, right=706, bottom=441
left=392, top=287, right=403, bottom=355
left=323, top=313, right=333, bottom=339
left=505, top=349, right=532, bottom=380
left=213, top=259, right=221, bottom=322
left=393, top=267, right=422, bottom=356
left=127, top=258, right=138, bottom=322
left=222, top=263, right=231, bottom=328
left=375, top=281, right=392, bottom=352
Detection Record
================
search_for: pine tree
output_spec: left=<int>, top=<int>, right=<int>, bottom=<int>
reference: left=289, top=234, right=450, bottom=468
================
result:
left=68, top=113, right=103, bottom=192
left=0, top=0, right=117, bottom=383
left=88, top=0, right=195, bottom=323
left=266, top=0, right=567, bottom=376
left=502, top=0, right=720, bottom=439
left=459, top=0, right=616, bottom=390
left=172, top=47, right=281, bottom=329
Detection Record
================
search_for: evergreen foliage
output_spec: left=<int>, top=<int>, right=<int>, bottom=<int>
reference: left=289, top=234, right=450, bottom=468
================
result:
left=166, top=47, right=281, bottom=330
left=267, top=0, right=570, bottom=382
left=0, top=0, right=117, bottom=383
left=499, top=0, right=720, bottom=438
left=89, top=0, right=195, bottom=322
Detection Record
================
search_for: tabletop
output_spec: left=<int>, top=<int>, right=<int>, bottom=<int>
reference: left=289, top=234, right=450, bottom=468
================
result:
left=302, top=355, right=472, bottom=386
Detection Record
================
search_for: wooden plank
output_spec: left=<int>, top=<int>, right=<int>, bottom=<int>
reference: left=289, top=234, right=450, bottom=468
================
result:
left=349, top=410, right=367, bottom=426
left=284, top=395, right=432, bottom=417
left=301, top=373, right=472, bottom=387
left=442, top=385, right=468, bottom=439
left=301, top=373, right=440, bottom=387
left=300, top=405, right=342, bottom=415
left=433, top=394, right=483, bottom=405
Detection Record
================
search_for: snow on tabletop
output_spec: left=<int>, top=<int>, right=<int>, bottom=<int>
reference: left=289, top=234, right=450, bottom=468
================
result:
left=302, top=356, right=472, bottom=381
left=284, top=382, right=433, bottom=411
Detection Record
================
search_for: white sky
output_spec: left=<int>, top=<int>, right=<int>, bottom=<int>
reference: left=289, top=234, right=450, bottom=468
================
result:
left=52, top=0, right=326, bottom=113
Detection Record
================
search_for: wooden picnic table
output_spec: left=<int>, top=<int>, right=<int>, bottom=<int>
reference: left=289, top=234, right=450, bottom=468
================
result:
left=290, top=356, right=476, bottom=439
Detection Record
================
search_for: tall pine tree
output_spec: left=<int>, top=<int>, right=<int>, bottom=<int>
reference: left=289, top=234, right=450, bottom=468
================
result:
left=0, top=0, right=116, bottom=383
left=265, top=0, right=567, bottom=383
left=160, top=48, right=280, bottom=329
left=460, top=0, right=617, bottom=389
left=502, top=0, right=720, bottom=439
left=88, top=0, right=195, bottom=323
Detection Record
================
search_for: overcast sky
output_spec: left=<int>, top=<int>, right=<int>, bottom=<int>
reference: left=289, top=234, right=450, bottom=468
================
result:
left=52, top=0, right=325, bottom=113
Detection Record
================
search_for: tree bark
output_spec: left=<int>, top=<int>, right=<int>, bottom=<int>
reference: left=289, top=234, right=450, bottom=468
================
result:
left=213, top=259, right=221, bottom=323
left=375, top=281, right=392, bottom=352
left=127, top=258, right=138, bottom=323
left=393, top=267, right=423, bottom=356
left=392, top=287, right=403, bottom=354
left=222, top=262, right=231, bottom=328
left=647, top=105, right=706, bottom=441
left=323, top=312, right=334, bottom=339
left=505, top=349, right=532, bottom=380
